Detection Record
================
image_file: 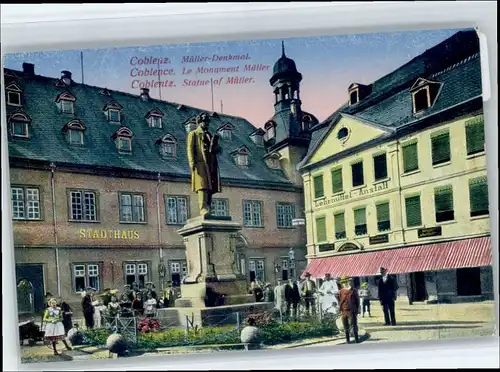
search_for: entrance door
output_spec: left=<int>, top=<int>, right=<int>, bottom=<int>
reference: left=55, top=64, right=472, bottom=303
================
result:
left=457, top=267, right=482, bottom=296
left=15, top=264, right=44, bottom=312
left=410, top=272, right=427, bottom=302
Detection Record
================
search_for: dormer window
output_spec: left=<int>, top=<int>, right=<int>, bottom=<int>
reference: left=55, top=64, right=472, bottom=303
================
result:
left=264, top=121, right=276, bottom=141
left=62, top=120, right=86, bottom=146
left=145, top=109, right=164, bottom=128
left=55, top=92, right=76, bottom=114
left=112, top=127, right=133, bottom=154
left=5, top=82, right=22, bottom=106
left=349, top=90, right=359, bottom=105
left=103, top=101, right=123, bottom=123
left=265, top=153, right=281, bottom=169
left=8, top=111, right=31, bottom=138
left=99, top=88, right=111, bottom=96
left=157, top=134, right=177, bottom=158
left=410, top=78, right=442, bottom=114
left=231, top=146, right=250, bottom=167
left=348, top=83, right=372, bottom=106
left=217, top=123, right=234, bottom=140
left=109, top=109, right=120, bottom=122
left=250, top=128, right=265, bottom=146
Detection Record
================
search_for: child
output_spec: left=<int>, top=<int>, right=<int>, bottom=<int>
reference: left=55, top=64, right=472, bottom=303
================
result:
left=359, top=282, right=372, bottom=317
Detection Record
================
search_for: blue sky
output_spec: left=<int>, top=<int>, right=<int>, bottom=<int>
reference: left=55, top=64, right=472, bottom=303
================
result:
left=3, top=28, right=464, bottom=126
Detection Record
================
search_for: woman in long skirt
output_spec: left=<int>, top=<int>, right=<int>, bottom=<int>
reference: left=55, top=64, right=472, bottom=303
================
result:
left=43, top=298, right=72, bottom=355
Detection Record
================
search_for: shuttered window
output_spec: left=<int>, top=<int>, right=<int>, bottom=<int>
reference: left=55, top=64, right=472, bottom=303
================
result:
left=351, top=161, right=364, bottom=187
left=434, top=185, right=454, bottom=222
left=334, top=212, right=346, bottom=239
left=316, top=216, right=327, bottom=242
left=405, top=195, right=422, bottom=227
left=376, top=202, right=391, bottom=232
left=469, top=176, right=489, bottom=217
left=373, top=153, right=388, bottom=181
left=465, top=116, right=485, bottom=155
left=402, top=141, right=419, bottom=173
left=354, top=208, right=367, bottom=236
left=313, top=175, right=324, bottom=199
left=431, top=131, right=451, bottom=166
left=331, top=168, right=343, bottom=194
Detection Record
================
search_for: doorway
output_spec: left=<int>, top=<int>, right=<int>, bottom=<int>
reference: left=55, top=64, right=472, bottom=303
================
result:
left=410, top=272, right=427, bottom=302
left=456, top=267, right=482, bottom=296
left=15, top=264, right=45, bottom=313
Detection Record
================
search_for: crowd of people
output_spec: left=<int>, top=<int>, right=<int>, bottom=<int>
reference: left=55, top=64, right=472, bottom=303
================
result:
left=79, top=281, right=181, bottom=329
left=39, top=267, right=399, bottom=351
left=249, top=266, right=399, bottom=344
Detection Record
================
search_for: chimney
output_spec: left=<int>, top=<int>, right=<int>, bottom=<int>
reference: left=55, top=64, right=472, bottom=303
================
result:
left=61, top=70, right=72, bottom=86
left=140, top=88, right=150, bottom=101
left=23, top=63, right=35, bottom=76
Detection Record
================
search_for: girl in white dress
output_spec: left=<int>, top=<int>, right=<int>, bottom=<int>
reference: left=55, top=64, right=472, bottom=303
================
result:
left=43, top=298, right=72, bottom=355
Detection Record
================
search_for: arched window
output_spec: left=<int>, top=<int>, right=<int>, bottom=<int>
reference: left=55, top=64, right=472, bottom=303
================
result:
left=62, top=120, right=86, bottom=145
left=158, top=134, right=177, bottom=158
left=9, top=111, right=32, bottom=138
left=113, top=127, right=133, bottom=154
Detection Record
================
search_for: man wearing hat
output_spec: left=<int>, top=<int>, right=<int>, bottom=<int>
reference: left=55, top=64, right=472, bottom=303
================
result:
left=81, top=287, right=95, bottom=330
left=318, top=273, right=339, bottom=315
left=300, top=272, right=317, bottom=316
left=338, top=276, right=360, bottom=344
left=377, top=267, right=398, bottom=326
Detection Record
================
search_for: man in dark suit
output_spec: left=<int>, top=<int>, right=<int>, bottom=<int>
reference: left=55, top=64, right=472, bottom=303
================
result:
left=377, top=267, right=398, bottom=326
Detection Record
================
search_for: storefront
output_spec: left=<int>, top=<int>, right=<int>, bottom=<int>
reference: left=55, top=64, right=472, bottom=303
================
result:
left=302, top=236, right=493, bottom=303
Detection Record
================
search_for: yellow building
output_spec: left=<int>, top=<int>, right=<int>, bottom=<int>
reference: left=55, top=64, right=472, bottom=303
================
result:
left=299, top=30, right=494, bottom=303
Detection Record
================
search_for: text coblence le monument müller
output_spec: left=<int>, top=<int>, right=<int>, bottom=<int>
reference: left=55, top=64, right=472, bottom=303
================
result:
left=129, top=53, right=271, bottom=90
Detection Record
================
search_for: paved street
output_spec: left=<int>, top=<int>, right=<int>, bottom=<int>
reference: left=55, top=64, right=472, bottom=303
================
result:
left=305, top=300, right=496, bottom=347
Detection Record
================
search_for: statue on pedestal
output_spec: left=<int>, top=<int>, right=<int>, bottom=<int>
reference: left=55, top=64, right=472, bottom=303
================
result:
left=187, top=112, right=222, bottom=216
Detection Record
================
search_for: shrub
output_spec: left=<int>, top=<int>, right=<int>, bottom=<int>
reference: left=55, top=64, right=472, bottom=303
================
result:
left=82, top=328, right=112, bottom=347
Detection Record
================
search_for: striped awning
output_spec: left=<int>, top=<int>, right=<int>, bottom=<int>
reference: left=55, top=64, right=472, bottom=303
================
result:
left=302, top=236, right=492, bottom=279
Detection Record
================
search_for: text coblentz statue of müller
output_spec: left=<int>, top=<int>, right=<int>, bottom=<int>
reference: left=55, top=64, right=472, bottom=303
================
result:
left=187, top=112, right=222, bottom=216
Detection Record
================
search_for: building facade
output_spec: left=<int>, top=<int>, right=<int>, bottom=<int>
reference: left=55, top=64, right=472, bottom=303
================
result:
left=5, top=45, right=316, bottom=312
left=299, top=30, right=494, bottom=303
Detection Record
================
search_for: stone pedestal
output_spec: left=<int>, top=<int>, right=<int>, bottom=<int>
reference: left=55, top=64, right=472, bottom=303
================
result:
left=175, top=215, right=253, bottom=308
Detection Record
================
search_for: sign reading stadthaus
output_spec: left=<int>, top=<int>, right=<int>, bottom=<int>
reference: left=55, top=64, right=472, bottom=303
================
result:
left=314, top=181, right=389, bottom=209
left=78, top=229, right=140, bottom=240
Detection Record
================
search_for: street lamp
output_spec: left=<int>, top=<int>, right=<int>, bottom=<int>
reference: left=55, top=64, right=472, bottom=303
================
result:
left=288, top=247, right=296, bottom=280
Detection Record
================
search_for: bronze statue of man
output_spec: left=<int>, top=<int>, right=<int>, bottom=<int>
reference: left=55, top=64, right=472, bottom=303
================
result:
left=187, top=112, right=222, bottom=216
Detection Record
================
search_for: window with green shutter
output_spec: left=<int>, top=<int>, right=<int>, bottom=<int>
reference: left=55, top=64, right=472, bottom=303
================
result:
left=402, top=141, right=419, bottom=173
left=351, top=161, right=364, bottom=187
left=373, top=153, right=388, bottom=181
left=316, top=216, right=327, bottom=242
left=354, top=207, right=367, bottom=236
left=431, top=131, right=451, bottom=166
left=376, top=202, right=391, bottom=231
left=334, top=212, right=346, bottom=239
left=313, top=175, right=324, bottom=199
left=331, top=168, right=343, bottom=194
left=434, top=185, right=454, bottom=222
left=405, top=195, right=422, bottom=227
left=469, top=176, right=489, bottom=217
left=465, top=116, right=485, bottom=155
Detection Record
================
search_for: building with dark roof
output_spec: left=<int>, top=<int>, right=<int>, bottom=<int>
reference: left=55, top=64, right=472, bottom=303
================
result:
left=298, top=29, right=493, bottom=303
left=5, top=45, right=315, bottom=312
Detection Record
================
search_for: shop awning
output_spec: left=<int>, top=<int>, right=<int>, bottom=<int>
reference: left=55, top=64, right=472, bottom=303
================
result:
left=302, top=236, right=492, bottom=279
